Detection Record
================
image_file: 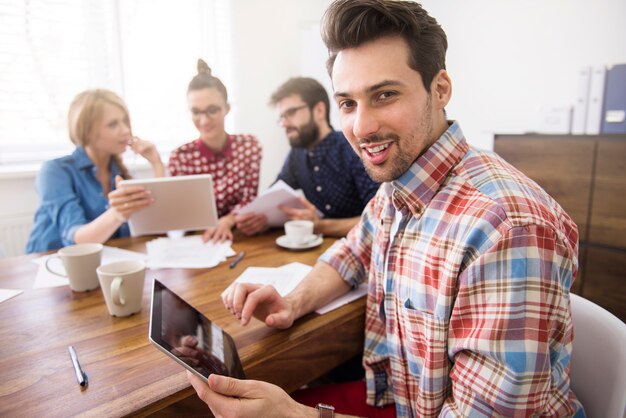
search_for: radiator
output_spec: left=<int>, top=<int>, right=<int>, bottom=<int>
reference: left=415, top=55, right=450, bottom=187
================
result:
left=0, top=215, right=33, bottom=257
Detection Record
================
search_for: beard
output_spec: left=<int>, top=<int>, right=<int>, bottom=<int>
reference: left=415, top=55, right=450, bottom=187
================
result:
left=287, top=117, right=319, bottom=148
left=358, top=97, right=434, bottom=183
left=359, top=133, right=416, bottom=183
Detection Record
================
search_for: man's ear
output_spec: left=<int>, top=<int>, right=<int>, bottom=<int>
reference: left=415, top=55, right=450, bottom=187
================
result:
left=312, top=101, right=326, bottom=123
left=431, top=69, right=452, bottom=109
left=224, top=102, right=231, bottom=115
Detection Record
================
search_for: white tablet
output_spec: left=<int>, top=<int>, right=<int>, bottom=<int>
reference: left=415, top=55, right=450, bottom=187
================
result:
left=119, top=174, right=218, bottom=236
left=149, top=279, right=245, bottom=382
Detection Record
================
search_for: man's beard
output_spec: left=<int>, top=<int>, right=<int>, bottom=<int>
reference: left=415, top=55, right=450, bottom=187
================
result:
left=359, top=98, right=434, bottom=183
left=359, top=133, right=415, bottom=183
left=288, top=118, right=319, bottom=148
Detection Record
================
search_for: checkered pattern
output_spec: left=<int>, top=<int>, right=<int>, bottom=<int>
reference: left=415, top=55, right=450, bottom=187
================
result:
left=320, top=122, right=585, bottom=417
left=277, top=131, right=379, bottom=218
left=168, top=134, right=261, bottom=217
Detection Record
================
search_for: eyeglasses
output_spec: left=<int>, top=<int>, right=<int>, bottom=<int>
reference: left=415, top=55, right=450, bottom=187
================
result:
left=277, top=105, right=308, bottom=124
left=191, top=105, right=224, bottom=119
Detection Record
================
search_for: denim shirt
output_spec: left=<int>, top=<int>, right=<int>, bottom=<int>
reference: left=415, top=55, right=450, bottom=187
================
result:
left=25, top=147, right=129, bottom=253
left=277, top=130, right=379, bottom=219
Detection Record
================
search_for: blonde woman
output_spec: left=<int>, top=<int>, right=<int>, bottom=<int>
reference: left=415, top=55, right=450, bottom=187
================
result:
left=26, top=89, right=164, bottom=253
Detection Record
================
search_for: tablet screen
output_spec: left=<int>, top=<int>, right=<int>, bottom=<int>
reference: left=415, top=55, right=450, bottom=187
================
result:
left=149, top=280, right=245, bottom=381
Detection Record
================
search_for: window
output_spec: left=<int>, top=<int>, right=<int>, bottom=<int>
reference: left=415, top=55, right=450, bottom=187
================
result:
left=0, top=0, right=232, bottom=167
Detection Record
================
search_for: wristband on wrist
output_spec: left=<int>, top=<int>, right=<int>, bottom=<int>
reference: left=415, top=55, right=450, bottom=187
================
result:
left=316, top=403, right=335, bottom=418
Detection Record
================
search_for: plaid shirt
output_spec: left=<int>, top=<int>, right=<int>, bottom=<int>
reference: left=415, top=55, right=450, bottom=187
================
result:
left=320, top=122, right=585, bottom=417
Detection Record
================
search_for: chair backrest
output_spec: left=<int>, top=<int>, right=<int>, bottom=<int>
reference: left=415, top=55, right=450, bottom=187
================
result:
left=569, top=293, right=626, bottom=418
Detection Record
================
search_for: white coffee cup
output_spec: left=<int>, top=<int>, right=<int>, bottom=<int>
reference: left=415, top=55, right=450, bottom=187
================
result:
left=284, top=220, right=315, bottom=245
left=97, top=260, right=146, bottom=317
left=45, top=243, right=103, bottom=292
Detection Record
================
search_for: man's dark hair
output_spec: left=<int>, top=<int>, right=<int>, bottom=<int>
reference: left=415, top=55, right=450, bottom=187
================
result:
left=188, top=59, right=228, bottom=102
left=269, top=77, right=331, bottom=126
left=321, top=0, right=447, bottom=91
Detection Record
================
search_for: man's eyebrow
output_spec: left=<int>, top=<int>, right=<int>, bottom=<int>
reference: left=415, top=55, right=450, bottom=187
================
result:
left=334, top=80, right=404, bottom=99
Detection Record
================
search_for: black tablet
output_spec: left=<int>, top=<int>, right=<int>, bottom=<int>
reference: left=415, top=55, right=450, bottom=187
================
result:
left=149, top=279, right=245, bottom=382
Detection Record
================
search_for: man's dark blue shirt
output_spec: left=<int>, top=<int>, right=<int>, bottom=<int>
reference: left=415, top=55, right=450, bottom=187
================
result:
left=277, top=131, right=379, bottom=219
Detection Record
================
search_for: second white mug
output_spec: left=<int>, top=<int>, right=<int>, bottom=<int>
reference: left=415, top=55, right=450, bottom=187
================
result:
left=97, top=260, right=146, bottom=317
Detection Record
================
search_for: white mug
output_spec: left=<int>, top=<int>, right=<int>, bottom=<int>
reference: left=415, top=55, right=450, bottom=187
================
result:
left=97, top=260, right=146, bottom=317
left=284, top=220, right=315, bottom=245
left=45, top=243, right=103, bottom=292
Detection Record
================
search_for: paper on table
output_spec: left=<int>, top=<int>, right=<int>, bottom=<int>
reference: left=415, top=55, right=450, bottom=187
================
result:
left=315, top=283, right=367, bottom=314
left=146, top=235, right=235, bottom=269
left=0, top=289, right=23, bottom=304
left=31, top=246, right=147, bottom=289
left=233, top=262, right=312, bottom=296
left=236, top=180, right=306, bottom=227
left=231, top=262, right=366, bottom=314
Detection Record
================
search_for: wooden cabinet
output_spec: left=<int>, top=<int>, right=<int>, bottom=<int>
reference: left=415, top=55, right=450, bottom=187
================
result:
left=494, top=134, right=626, bottom=321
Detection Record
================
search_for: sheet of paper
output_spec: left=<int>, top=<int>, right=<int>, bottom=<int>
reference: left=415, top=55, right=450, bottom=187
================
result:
left=236, top=180, right=305, bottom=227
left=31, top=246, right=147, bottom=289
left=315, top=283, right=367, bottom=314
left=233, top=262, right=312, bottom=296
left=0, top=289, right=23, bottom=304
left=146, top=235, right=235, bottom=269
left=232, top=262, right=367, bottom=314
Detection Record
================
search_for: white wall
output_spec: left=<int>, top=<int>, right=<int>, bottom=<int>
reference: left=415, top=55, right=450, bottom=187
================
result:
left=2, top=0, right=625, bottom=256
left=227, top=0, right=334, bottom=191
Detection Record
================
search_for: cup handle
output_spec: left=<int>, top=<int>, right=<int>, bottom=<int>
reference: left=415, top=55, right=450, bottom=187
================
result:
left=44, top=254, right=67, bottom=277
left=111, top=276, right=125, bottom=306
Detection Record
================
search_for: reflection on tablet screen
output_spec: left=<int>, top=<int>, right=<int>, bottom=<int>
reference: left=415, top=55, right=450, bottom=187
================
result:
left=149, top=280, right=245, bottom=381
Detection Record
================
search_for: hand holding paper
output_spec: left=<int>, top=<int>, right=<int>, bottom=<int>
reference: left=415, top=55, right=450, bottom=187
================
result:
left=236, top=180, right=305, bottom=227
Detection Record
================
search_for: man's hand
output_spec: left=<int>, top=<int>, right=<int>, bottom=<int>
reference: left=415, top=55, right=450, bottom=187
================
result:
left=187, top=372, right=315, bottom=418
left=221, top=283, right=295, bottom=328
left=279, top=196, right=320, bottom=227
left=234, top=213, right=269, bottom=236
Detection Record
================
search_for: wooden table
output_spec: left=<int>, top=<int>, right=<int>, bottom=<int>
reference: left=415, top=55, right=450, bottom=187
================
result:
left=0, top=231, right=365, bottom=417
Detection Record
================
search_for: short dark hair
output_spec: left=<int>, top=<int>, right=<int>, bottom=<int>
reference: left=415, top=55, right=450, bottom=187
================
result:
left=269, top=77, right=331, bottom=126
left=187, top=59, right=228, bottom=102
left=321, top=0, right=447, bottom=91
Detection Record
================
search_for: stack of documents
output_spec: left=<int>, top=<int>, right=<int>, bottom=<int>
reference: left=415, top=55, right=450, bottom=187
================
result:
left=231, top=262, right=367, bottom=314
left=146, top=235, right=235, bottom=269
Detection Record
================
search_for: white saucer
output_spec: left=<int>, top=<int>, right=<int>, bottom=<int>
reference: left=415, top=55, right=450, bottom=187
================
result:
left=276, top=234, right=323, bottom=250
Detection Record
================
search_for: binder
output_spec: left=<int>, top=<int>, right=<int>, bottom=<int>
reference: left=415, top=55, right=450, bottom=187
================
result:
left=601, top=63, right=626, bottom=134
left=571, top=66, right=591, bottom=134
left=585, top=65, right=606, bottom=135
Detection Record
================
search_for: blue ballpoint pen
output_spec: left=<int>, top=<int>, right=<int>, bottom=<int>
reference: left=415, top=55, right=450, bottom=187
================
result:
left=229, top=251, right=246, bottom=269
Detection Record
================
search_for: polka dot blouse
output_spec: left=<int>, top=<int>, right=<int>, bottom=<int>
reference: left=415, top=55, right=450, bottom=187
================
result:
left=168, top=134, right=262, bottom=217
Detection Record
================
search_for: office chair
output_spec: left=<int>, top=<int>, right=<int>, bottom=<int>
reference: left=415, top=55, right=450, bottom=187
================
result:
left=569, top=293, right=626, bottom=418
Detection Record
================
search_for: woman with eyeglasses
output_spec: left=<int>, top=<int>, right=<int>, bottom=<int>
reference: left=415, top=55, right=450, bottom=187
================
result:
left=26, top=89, right=164, bottom=253
left=168, top=59, right=262, bottom=242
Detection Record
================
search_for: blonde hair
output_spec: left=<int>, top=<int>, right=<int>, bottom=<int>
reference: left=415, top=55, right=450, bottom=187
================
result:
left=68, top=89, right=131, bottom=179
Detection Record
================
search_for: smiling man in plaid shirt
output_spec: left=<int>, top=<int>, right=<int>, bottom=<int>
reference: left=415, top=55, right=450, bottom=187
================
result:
left=187, top=1, right=585, bottom=417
